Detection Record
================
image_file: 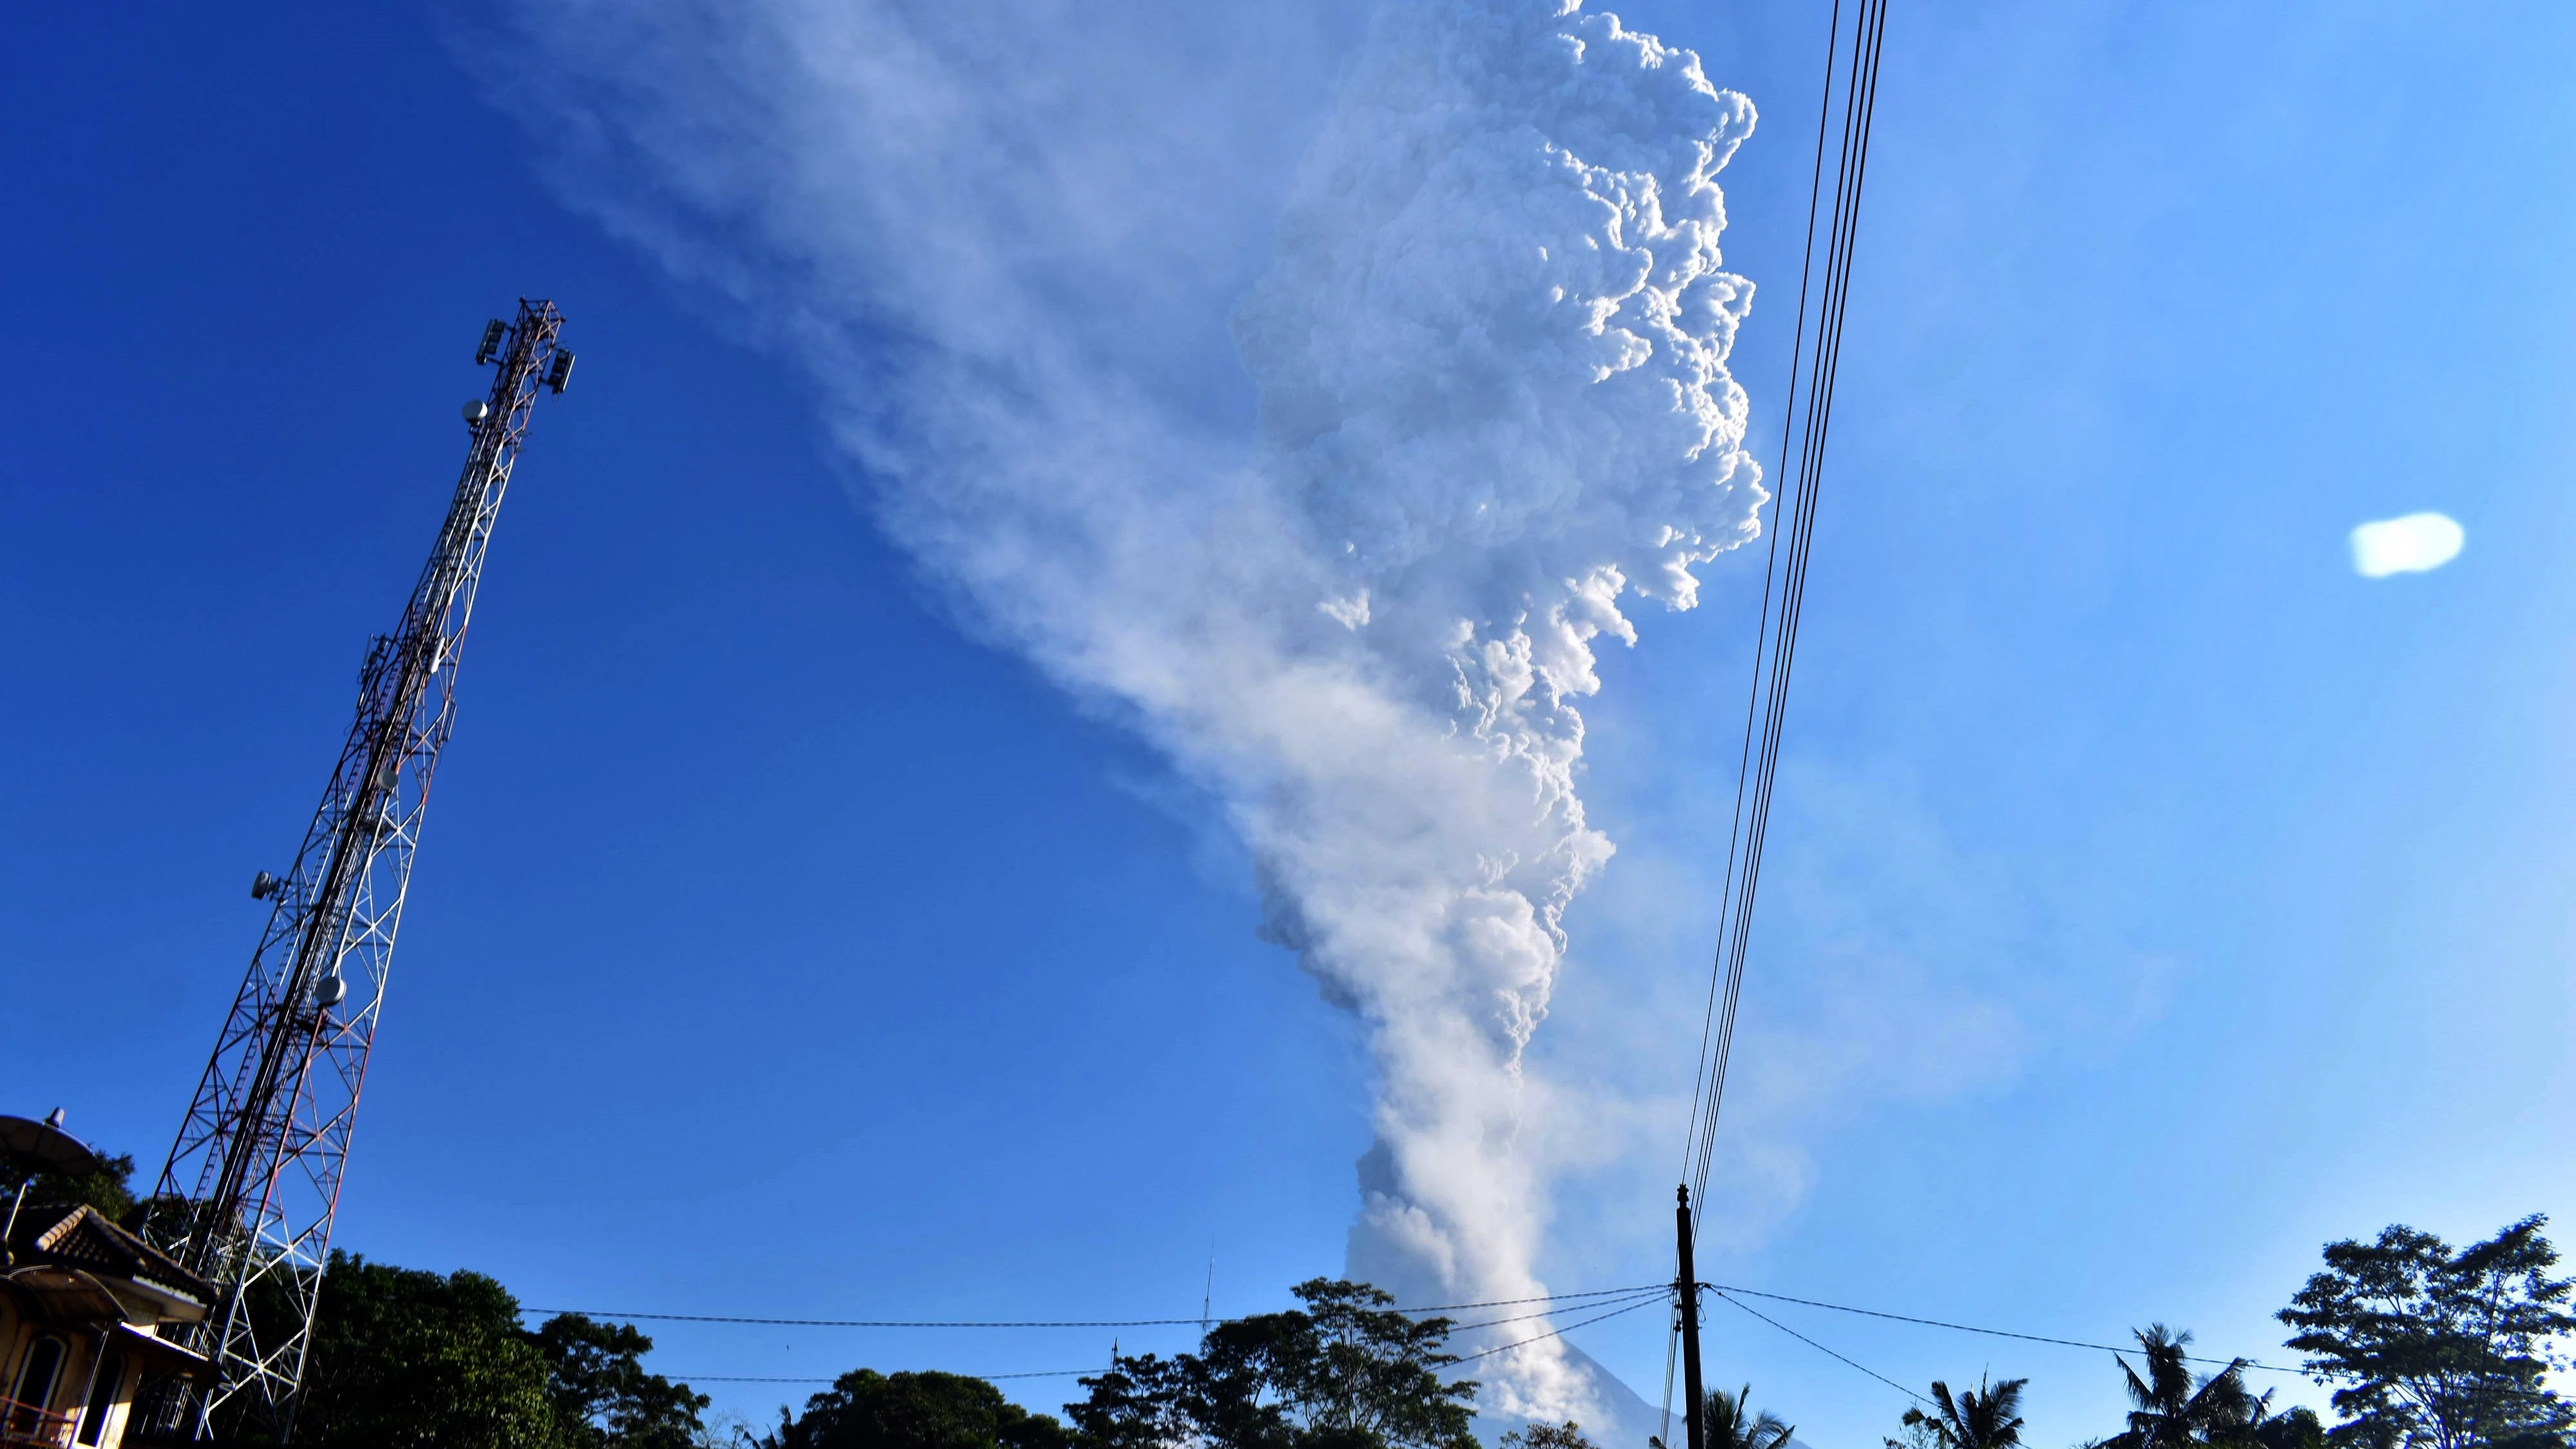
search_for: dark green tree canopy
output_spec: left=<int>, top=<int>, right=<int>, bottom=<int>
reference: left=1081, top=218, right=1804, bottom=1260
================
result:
left=2243, top=1406, right=2327, bottom=1449
left=753, top=1368, right=1075, bottom=1449
left=298, top=1251, right=558, bottom=1449
left=1499, top=1422, right=1600, bottom=1449
left=2278, top=1215, right=2576, bottom=1449
left=296, top=1253, right=710, bottom=1449
left=1066, top=1278, right=1477, bottom=1449
left=535, top=1312, right=712, bottom=1449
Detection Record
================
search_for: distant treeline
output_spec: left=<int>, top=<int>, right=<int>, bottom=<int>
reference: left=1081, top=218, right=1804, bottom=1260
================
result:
left=10, top=1148, right=2571, bottom=1448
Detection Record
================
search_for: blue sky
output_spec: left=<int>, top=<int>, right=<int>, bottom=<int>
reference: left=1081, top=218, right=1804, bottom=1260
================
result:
left=6, top=4, right=2575, bottom=1446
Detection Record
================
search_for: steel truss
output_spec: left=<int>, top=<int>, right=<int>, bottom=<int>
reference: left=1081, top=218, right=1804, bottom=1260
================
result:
left=144, top=300, right=571, bottom=1441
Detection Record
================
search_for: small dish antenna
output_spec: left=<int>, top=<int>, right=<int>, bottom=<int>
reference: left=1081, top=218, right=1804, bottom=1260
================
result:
left=1, top=1111, right=102, bottom=1258
left=0, top=1113, right=98, bottom=1177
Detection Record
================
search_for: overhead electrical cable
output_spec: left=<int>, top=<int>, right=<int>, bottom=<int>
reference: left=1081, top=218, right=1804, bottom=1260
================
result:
left=1711, top=1289, right=1926, bottom=1405
left=1445, top=1289, right=1672, bottom=1335
left=549, top=1279, right=2304, bottom=1384
left=1656, top=1321, right=1679, bottom=1449
left=665, top=1302, right=1669, bottom=1390
left=1448, top=1296, right=1666, bottom=1365
left=1685, top=0, right=1893, bottom=1228
left=1397, top=1285, right=1665, bottom=1315
left=521, top=1284, right=1667, bottom=1332
left=1701, top=1282, right=2310, bottom=1376
left=1678, top=0, right=1846, bottom=1207
left=1667, top=3, right=1890, bottom=1431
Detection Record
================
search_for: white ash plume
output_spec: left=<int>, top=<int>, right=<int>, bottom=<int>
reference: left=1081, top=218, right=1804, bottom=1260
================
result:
left=503, top=0, right=1761, bottom=1421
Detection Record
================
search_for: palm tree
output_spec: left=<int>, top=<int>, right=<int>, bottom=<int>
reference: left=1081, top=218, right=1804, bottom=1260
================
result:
left=1649, top=1385, right=1795, bottom=1449
left=1895, top=1374, right=2027, bottom=1449
left=2098, top=1325, right=2259, bottom=1449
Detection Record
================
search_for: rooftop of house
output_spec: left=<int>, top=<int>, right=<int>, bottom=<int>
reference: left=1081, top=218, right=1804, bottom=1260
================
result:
left=4, top=1204, right=216, bottom=1328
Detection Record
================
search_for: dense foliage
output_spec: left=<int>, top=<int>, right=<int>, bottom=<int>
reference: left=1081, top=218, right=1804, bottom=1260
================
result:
left=538, top=1312, right=717, bottom=1449
left=298, top=1253, right=559, bottom=1449
left=2280, top=1216, right=2576, bottom=1449
left=263, top=1216, right=2576, bottom=1449
left=1065, top=1278, right=1479, bottom=1449
left=22, top=1130, right=2576, bottom=1449
left=1499, top=1423, right=1600, bottom=1449
left=1873, top=1218, right=2573, bottom=1449
left=295, top=1253, right=708, bottom=1449
left=748, top=1368, right=1076, bottom=1449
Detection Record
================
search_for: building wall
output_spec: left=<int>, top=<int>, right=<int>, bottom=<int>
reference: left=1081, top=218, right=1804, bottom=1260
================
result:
left=77, top=1356, right=137, bottom=1449
left=0, top=1304, right=139, bottom=1448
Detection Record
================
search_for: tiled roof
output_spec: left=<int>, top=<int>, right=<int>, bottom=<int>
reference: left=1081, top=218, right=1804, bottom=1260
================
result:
left=7, top=1204, right=215, bottom=1308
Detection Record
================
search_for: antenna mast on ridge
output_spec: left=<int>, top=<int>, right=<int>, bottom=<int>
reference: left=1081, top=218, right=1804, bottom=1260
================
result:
left=145, top=301, right=574, bottom=1441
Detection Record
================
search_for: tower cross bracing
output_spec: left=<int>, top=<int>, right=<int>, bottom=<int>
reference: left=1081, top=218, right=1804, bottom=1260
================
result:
left=144, top=299, right=572, bottom=1441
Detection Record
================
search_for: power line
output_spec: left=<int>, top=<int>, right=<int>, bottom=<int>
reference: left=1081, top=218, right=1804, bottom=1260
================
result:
left=1679, top=0, right=1846, bottom=1207
left=522, top=1285, right=1669, bottom=1332
left=1401, top=1286, right=1666, bottom=1315
left=674, top=1298, right=1669, bottom=1389
left=1450, top=1296, right=1666, bottom=1365
left=1703, top=1282, right=2311, bottom=1378
left=1692, top=0, right=1893, bottom=1219
left=1670, top=3, right=1890, bottom=1434
left=1656, top=1309, right=1680, bottom=1449
left=1711, top=1289, right=1926, bottom=1405
left=1447, top=1290, right=1672, bottom=1336
left=545, top=1279, right=2311, bottom=1384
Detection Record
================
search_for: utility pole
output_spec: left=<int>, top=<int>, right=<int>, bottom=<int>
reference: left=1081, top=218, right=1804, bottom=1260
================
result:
left=1676, top=1184, right=1706, bottom=1449
left=144, top=301, right=574, bottom=1441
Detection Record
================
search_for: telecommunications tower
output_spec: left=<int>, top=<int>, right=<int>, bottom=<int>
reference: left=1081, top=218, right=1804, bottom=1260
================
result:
left=144, top=301, right=574, bottom=1441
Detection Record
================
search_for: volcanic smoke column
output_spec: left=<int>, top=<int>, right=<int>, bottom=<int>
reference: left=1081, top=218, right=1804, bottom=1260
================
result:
left=1228, top=0, right=1764, bottom=1418
left=510, top=0, right=1763, bottom=1424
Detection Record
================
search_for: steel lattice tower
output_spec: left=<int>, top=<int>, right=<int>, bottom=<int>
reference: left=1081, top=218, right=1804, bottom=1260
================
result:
left=144, top=301, right=573, bottom=1441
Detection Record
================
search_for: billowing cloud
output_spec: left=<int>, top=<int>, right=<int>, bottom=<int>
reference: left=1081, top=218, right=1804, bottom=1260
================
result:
left=497, top=0, right=1759, bottom=1421
left=2350, top=511, right=2465, bottom=578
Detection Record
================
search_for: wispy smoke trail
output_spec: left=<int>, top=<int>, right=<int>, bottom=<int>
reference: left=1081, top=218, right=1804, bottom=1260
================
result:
left=504, top=0, right=1761, bottom=1419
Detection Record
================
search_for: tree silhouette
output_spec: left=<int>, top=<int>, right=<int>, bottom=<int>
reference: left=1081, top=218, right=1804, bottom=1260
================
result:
left=2094, top=1325, right=2256, bottom=1449
left=2279, top=1216, right=2576, bottom=1449
left=1066, top=1279, right=1476, bottom=1449
left=750, top=1368, right=1073, bottom=1449
left=1893, top=1374, right=2025, bottom=1449
left=1497, top=1423, right=1596, bottom=1449
left=1649, top=1385, right=1794, bottom=1449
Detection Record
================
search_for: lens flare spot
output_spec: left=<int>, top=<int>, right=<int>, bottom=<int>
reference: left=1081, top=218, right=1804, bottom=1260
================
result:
left=2350, top=512, right=2464, bottom=578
